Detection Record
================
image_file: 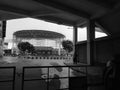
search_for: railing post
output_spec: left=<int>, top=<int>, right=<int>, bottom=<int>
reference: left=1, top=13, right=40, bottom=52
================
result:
left=68, top=66, right=70, bottom=89
left=47, top=67, right=49, bottom=90
left=13, top=67, right=16, bottom=90
left=68, top=66, right=70, bottom=78
left=86, top=66, right=88, bottom=89
left=21, top=68, right=24, bottom=90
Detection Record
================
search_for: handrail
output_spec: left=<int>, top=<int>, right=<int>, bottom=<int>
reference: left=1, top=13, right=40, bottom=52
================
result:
left=23, top=65, right=89, bottom=68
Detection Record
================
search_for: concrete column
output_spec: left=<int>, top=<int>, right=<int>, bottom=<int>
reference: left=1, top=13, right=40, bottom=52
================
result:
left=58, top=39, right=61, bottom=55
left=87, top=20, right=95, bottom=65
left=12, top=35, right=15, bottom=54
left=55, top=39, right=57, bottom=48
left=12, top=35, right=17, bottom=54
left=73, top=25, right=78, bottom=63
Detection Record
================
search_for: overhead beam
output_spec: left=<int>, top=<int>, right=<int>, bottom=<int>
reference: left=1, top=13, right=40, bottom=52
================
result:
left=30, top=10, right=58, bottom=17
left=0, top=4, right=61, bottom=18
left=76, top=19, right=86, bottom=27
left=87, top=0, right=114, bottom=9
left=36, top=16, right=75, bottom=25
left=34, top=0, right=90, bottom=19
left=0, top=4, right=30, bottom=17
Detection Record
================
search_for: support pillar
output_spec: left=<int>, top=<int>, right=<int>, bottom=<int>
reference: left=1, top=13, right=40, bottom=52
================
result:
left=87, top=20, right=95, bottom=65
left=58, top=39, right=61, bottom=55
left=12, top=35, right=15, bottom=54
left=73, top=25, right=78, bottom=52
left=73, top=25, right=78, bottom=63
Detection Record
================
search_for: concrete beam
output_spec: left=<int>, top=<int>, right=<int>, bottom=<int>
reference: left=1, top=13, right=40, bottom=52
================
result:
left=0, top=4, right=29, bottom=17
left=87, top=0, right=113, bottom=9
left=30, top=11, right=58, bottom=17
left=34, top=0, right=90, bottom=19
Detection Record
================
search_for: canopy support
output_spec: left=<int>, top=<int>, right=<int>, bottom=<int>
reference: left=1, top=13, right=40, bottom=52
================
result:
left=87, top=19, right=95, bottom=65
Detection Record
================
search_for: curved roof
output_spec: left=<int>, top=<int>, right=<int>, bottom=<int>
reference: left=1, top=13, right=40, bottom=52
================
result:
left=13, top=30, right=65, bottom=39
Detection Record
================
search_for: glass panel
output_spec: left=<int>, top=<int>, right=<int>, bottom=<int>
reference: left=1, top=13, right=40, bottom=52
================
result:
left=24, top=80, right=47, bottom=90
left=77, top=27, right=87, bottom=42
left=0, top=82, right=12, bottom=90
left=0, top=69, right=13, bottom=81
left=24, top=68, right=45, bottom=80
left=70, top=67, right=87, bottom=77
left=95, top=27, right=107, bottom=38
left=49, top=67, right=69, bottom=78
left=48, top=78, right=69, bottom=90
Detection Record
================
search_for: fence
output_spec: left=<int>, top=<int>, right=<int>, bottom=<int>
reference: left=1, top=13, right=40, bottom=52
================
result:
left=22, top=65, right=88, bottom=90
left=0, top=66, right=104, bottom=90
left=0, top=66, right=16, bottom=90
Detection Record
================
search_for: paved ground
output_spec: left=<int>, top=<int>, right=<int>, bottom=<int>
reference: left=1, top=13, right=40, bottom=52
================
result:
left=0, top=56, right=75, bottom=90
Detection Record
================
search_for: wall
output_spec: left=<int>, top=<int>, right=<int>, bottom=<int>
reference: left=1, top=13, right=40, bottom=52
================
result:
left=76, top=41, right=87, bottom=63
left=76, top=36, right=120, bottom=65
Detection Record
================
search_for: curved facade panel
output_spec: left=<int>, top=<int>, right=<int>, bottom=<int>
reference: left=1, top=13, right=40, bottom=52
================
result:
left=13, top=30, right=65, bottom=39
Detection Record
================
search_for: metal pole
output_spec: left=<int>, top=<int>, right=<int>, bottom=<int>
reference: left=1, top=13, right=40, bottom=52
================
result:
left=68, top=67, right=70, bottom=89
left=86, top=66, right=88, bottom=89
left=73, top=25, right=78, bottom=52
left=22, top=68, right=25, bottom=90
left=73, top=25, right=78, bottom=64
left=13, top=67, right=16, bottom=90
left=47, top=67, right=49, bottom=90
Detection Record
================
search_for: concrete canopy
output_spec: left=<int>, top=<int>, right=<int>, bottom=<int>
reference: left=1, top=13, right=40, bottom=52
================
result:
left=0, top=0, right=120, bottom=37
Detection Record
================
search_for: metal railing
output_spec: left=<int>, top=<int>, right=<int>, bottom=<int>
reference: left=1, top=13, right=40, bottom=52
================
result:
left=0, top=65, right=104, bottom=90
left=0, top=66, right=16, bottom=90
left=22, top=65, right=88, bottom=90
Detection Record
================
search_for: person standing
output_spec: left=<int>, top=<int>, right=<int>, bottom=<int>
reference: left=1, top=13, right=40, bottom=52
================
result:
left=104, top=54, right=120, bottom=90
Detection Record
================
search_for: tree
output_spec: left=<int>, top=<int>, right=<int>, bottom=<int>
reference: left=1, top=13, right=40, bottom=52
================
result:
left=17, top=42, right=35, bottom=54
left=62, top=40, right=73, bottom=53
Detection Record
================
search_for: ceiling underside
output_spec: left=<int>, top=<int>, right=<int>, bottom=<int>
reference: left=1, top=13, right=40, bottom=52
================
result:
left=0, top=0, right=120, bottom=37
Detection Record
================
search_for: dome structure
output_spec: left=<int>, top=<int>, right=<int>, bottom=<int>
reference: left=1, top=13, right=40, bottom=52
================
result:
left=13, top=30, right=65, bottom=39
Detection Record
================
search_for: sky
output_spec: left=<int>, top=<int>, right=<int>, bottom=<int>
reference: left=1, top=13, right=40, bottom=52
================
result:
left=5, top=18, right=73, bottom=41
left=5, top=17, right=107, bottom=42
